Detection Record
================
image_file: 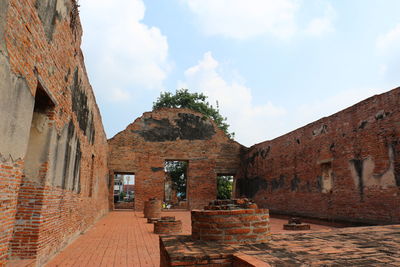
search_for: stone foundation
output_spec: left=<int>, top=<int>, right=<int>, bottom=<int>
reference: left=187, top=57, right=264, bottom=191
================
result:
left=144, top=198, right=162, bottom=219
left=148, top=216, right=176, bottom=224
left=191, top=199, right=271, bottom=245
left=160, top=225, right=400, bottom=266
left=154, top=219, right=182, bottom=235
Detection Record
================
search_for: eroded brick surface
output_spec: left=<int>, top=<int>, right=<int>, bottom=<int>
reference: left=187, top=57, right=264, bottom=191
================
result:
left=0, top=0, right=109, bottom=265
left=237, top=87, right=400, bottom=225
left=191, top=201, right=271, bottom=244
left=45, top=211, right=335, bottom=267
left=108, top=108, right=245, bottom=211
left=161, top=225, right=400, bottom=266
left=243, top=225, right=400, bottom=266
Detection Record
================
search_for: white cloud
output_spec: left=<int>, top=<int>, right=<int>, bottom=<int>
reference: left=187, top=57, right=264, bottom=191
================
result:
left=304, top=3, right=335, bottom=36
left=180, top=52, right=390, bottom=146
left=110, top=88, right=132, bottom=102
left=182, top=0, right=299, bottom=39
left=181, top=0, right=337, bottom=40
left=79, top=0, right=170, bottom=102
left=179, top=52, right=286, bottom=146
left=377, top=24, right=400, bottom=54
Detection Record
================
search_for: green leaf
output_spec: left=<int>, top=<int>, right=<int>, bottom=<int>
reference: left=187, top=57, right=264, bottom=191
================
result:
left=153, top=89, right=234, bottom=139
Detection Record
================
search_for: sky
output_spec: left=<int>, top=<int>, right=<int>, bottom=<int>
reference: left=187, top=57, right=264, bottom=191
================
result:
left=79, top=0, right=400, bottom=147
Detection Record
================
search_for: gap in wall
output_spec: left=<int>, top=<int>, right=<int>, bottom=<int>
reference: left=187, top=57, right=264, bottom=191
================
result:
left=164, top=160, right=188, bottom=209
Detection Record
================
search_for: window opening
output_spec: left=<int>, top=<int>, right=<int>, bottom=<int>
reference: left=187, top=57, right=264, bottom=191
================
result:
left=217, top=175, right=234, bottom=200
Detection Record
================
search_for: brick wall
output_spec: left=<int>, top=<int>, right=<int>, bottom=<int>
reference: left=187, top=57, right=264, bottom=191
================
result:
left=0, top=0, right=109, bottom=265
left=237, top=87, right=400, bottom=225
left=0, top=160, right=23, bottom=265
left=108, top=108, right=244, bottom=211
left=191, top=208, right=271, bottom=244
left=114, top=202, right=134, bottom=210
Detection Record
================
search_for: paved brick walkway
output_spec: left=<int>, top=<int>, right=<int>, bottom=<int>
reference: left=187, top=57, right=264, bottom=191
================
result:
left=45, top=211, right=333, bottom=267
left=46, top=211, right=187, bottom=267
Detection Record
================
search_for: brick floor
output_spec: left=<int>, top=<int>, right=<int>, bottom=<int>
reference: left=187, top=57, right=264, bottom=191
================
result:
left=44, top=210, right=333, bottom=267
left=162, top=225, right=400, bottom=266
left=241, top=225, right=400, bottom=266
left=46, top=211, right=187, bottom=267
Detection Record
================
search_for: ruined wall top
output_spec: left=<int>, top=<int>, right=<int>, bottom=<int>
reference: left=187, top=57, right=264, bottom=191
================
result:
left=110, top=107, right=242, bottom=145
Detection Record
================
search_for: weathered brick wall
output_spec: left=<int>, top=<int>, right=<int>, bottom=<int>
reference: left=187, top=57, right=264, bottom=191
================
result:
left=108, top=108, right=244, bottom=211
left=0, top=160, right=23, bottom=265
left=191, top=208, right=271, bottom=244
left=114, top=201, right=134, bottom=209
left=0, top=0, right=109, bottom=265
left=237, top=87, right=400, bottom=225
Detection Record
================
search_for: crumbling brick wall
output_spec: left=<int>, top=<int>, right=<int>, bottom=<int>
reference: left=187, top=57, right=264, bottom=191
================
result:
left=108, top=108, right=244, bottom=211
left=237, top=87, right=400, bottom=225
left=0, top=0, right=109, bottom=265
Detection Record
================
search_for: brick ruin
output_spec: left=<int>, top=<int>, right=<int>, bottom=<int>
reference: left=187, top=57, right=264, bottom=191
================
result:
left=160, top=223, right=400, bottom=266
left=160, top=198, right=272, bottom=266
left=0, top=0, right=109, bottom=266
left=154, top=218, right=183, bottom=235
left=236, top=87, right=400, bottom=225
left=108, top=108, right=244, bottom=211
left=107, top=88, right=400, bottom=226
left=191, top=199, right=271, bottom=244
left=0, top=0, right=399, bottom=266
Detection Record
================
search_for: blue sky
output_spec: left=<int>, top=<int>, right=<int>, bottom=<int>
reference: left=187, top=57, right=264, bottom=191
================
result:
left=79, top=0, right=400, bottom=147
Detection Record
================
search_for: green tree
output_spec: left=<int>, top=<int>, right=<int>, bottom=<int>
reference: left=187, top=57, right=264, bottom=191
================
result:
left=217, top=176, right=233, bottom=200
left=165, top=161, right=188, bottom=199
left=153, top=89, right=234, bottom=139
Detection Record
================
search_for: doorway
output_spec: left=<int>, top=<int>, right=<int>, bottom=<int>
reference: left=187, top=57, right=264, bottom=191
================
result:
left=113, top=172, right=135, bottom=209
left=164, top=160, right=188, bottom=209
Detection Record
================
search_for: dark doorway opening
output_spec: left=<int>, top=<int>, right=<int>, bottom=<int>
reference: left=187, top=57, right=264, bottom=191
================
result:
left=164, top=160, right=188, bottom=209
left=217, top=175, right=234, bottom=200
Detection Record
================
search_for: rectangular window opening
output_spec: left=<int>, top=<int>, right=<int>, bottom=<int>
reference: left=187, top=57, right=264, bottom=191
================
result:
left=217, top=174, right=234, bottom=200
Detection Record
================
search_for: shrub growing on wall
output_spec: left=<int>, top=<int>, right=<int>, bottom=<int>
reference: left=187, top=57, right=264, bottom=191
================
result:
left=217, top=176, right=233, bottom=200
left=153, top=89, right=234, bottom=139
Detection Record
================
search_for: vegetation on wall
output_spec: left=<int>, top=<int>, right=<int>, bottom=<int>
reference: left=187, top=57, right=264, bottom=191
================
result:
left=217, top=176, right=233, bottom=200
left=165, top=161, right=188, bottom=200
left=153, top=89, right=234, bottom=139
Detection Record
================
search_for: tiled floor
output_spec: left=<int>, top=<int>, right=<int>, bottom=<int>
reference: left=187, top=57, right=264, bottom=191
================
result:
left=45, top=210, right=333, bottom=267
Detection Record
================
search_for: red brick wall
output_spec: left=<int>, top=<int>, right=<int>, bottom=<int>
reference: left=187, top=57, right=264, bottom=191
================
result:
left=108, top=108, right=244, bottom=211
left=191, top=209, right=271, bottom=244
left=237, top=87, right=400, bottom=225
left=0, top=0, right=109, bottom=265
left=0, top=161, right=23, bottom=265
left=114, top=202, right=134, bottom=209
